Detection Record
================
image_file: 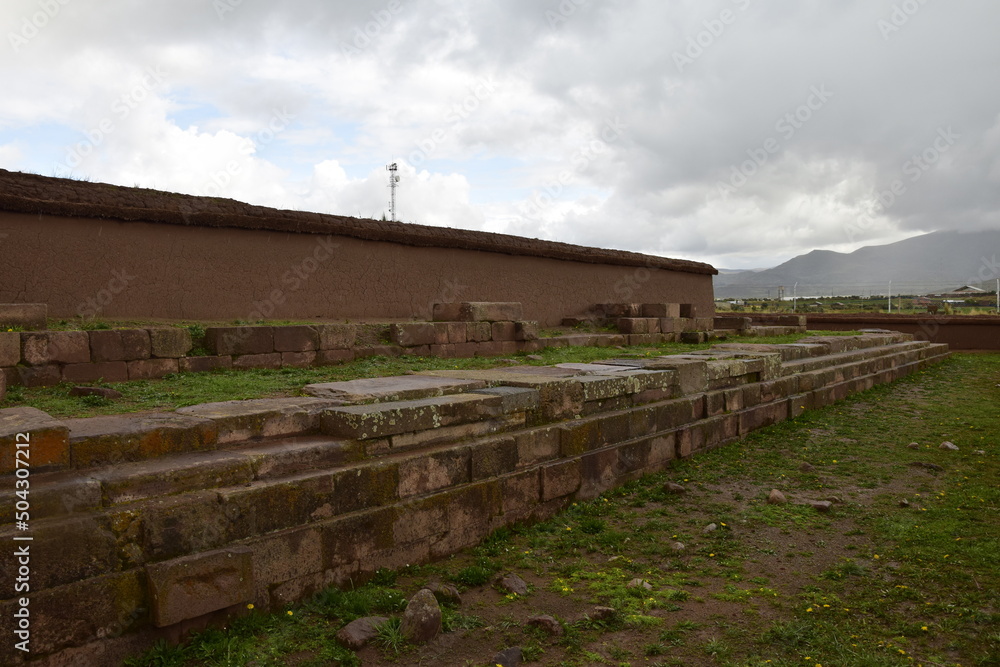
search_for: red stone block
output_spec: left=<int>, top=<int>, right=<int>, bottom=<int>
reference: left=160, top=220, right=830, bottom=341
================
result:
left=316, top=349, right=355, bottom=365
left=273, top=326, right=318, bottom=352
left=354, top=345, right=401, bottom=358
left=16, top=365, right=61, bottom=387
left=473, top=341, right=503, bottom=356
left=179, top=356, right=233, bottom=373
left=120, top=329, right=151, bottom=360
left=429, top=343, right=456, bottom=357
left=679, top=304, right=697, bottom=318
left=281, top=351, right=317, bottom=367
left=148, top=327, right=192, bottom=358
left=391, top=323, right=437, bottom=347
left=232, top=353, right=282, bottom=370
left=466, top=322, right=492, bottom=342
left=491, top=321, right=516, bottom=341
left=446, top=322, right=467, bottom=344
left=127, top=358, right=179, bottom=380
left=514, top=321, right=539, bottom=341
left=205, top=326, right=273, bottom=356
left=146, top=547, right=254, bottom=627
left=89, top=330, right=125, bottom=362
left=63, top=362, right=129, bottom=383
left=452, top=342, right=477, bottom=358
left=316, top=324, right=357, bottom=350
left=47, top=331, right=91, bottom=364
left=0, top=332, right=18, bottom=367
left=20, top=332, right=49, bottom=365
left=617, top=318, right=648, bottom=334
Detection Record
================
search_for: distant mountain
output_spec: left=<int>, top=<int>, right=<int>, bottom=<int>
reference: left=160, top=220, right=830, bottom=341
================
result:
left=713, top=230, right=1000, bottom=299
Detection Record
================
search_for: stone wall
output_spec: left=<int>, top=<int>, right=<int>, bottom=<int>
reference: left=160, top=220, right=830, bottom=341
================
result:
left=0, top=333, right=949, bottom=665
left=1, top=303, right=717, bottom=389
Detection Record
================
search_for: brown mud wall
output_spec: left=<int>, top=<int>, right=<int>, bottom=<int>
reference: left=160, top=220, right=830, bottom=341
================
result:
left=0, top=212, right=713, bottom=326
left=805, top=313, right=1000, bottom=350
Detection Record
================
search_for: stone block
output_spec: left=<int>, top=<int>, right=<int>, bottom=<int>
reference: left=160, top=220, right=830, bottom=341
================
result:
left=17, top=364, right=61, bottom=387
left=446, top=322, right=467, bottom=344
left=0, top=369, right=4, bottom=402
left=305, top=375, right=486, bottom=404
left=89, top=330, right=125, bottom=362
left=316, top=324, right=357, bottom=350
left=627, top=334, right=659, bottom=346
left=146, top=547, right=254, bottom=627
left=470, top=386, right=540, bottom=414
left=63, top=361, right=130, bottom=383
left=391, top=323, right=437, bottom=347
left=121, top=328, right=151, bottom=360
left=470, top=436, right=518, bottom=480
left=232, top=353, right=282, bottom=370
left=322, top=393, right=501, bottom=440
left=128, top=358, right=179, bottom=380
left=659, top=318, right=679, bottom=333
left=452, top=342, right=478, bottom=357
left=514, top=321, right=538, bottom=341
left=514, top=426, right=561, bottom=467
left=354, top=345, right=401, bottom=358
left=205, top=326, right=273, bottom=356
left=316, top=349, right=355, bottom=365
left=491, top=321, right=517, bottom=341
left=281, top=351, right=317, bottom=367
left=246, top=526, right=324, bottom=605
left=434, top=302, right=523, bottom=322
left=0, top=332, right=21, bottom=367
left=616, top=318, right=648, bottom=334
left=0, top=303, right=46, bottom=329
left=501, top=469, right=541, bottom=520
left=466, top=322, right=492, bottom=342
left=179, top=355, right=233, bottom=373
left=0, top=407, right=70, bottom=473
left=177, top=397, right=334, bottom=444
left=429, top=343, right=455, bottom=357
left=0, top=474, right=101, bottom=521
left=273, top=325, right=318, bottom=352
left=147, top=327, right=193, bottom=358
left=20, top=331, right=49, bottom=365
left=92, top=450, right=253, bottom=505
left=398, top=447, right=471, bottom=498
left=46, top=331, right=91, bottom=363
left=0, top=515, right=119, bottom=591
left=389, top=414, right=523, bottom=451
left=737, top=401, right=788, bottom=435
left=680, top=332, right=706, bottom=344
left=578, top=449, right=618, bottom=500
left=679, top=304, right=697, bottom=318
left=67, top=412, right=218, bottom=467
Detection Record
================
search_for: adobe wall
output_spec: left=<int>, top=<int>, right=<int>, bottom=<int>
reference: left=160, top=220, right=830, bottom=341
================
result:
left=0, top=169, right=716, bottom=326
left=0, top=334, right=950, bottom=665
left=803, top=313, right=1000, bottom=350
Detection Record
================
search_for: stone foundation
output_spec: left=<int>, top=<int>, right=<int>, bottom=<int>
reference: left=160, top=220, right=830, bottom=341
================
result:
left=0, top=333, right=949, bottom=664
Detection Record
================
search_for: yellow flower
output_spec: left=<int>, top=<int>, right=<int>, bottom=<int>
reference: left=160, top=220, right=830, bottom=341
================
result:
left=246, top=603, right=254, bottom=610
left=287, top=611, right=293, bottom=616
left=921, top=626, right=928, bottom=631
left=806, top=607, right=813, bottom=612
left=873, top=554, right=880, bottom=559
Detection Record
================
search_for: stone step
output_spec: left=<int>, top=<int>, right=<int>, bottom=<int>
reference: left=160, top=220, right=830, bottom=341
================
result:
left=302, top=375, right=487, bottom=404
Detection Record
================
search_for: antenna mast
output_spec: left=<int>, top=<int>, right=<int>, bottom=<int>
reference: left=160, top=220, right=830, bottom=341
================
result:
left=386, top=162, right=399, bottom=221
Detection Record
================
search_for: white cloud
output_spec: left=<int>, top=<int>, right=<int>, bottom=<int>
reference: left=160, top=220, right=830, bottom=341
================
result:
left=1, top=0, right=999, bottom=270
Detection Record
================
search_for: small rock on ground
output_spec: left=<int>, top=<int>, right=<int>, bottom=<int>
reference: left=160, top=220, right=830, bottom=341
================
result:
left=526, top=615, right=564, bottom=636
left=975, top=449, right=986, bottom=455
left=798, top=462, right=815, bottom=472
left=498, top=573, right=529, bottom=596
left=767, top=489, right=787, bottom=504
left=909, top=461, right=944, bottom=471
left=526, top=354, right=543, bottom=361
left=663, top=482, right=687, bottom=494
left=627, top=578, right=653, bottom=590
left=940, top=441, right=959, bottom=451
left=809, top=500, right=833, bottom=512
left=336, top=616, right=389, bottom=650
left=492, top=647, right=522, bottom=667
left=703, top=523, right=718, bottom=534
left=907, top=442, right=920, bottom=449
left=899, top=499, right=911, bottom=507
left=69, top=386, right=122, bottom=399
left=400, top=589, right=441, bottom=644
left=671, top=541, right=686, bottom=552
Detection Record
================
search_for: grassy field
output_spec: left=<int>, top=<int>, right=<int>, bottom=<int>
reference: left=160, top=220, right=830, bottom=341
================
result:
left=2, top=331, right=847, bottom=418
left=120, top=352, right=999, bottom=667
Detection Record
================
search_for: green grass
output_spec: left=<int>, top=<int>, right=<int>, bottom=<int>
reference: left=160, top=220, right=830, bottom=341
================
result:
left=1, top=331, right=845, bottom=417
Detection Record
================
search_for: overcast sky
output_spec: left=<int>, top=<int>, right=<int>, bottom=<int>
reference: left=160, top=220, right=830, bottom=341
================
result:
left=2, top=0, right=998, bottom=269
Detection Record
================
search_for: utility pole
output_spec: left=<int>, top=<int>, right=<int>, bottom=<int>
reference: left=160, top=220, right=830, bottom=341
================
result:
left=888, top=281, right=892, bottom=313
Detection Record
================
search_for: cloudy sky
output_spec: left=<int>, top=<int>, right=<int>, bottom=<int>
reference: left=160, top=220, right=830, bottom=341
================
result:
left=2, top=0, right=998, bottom=269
